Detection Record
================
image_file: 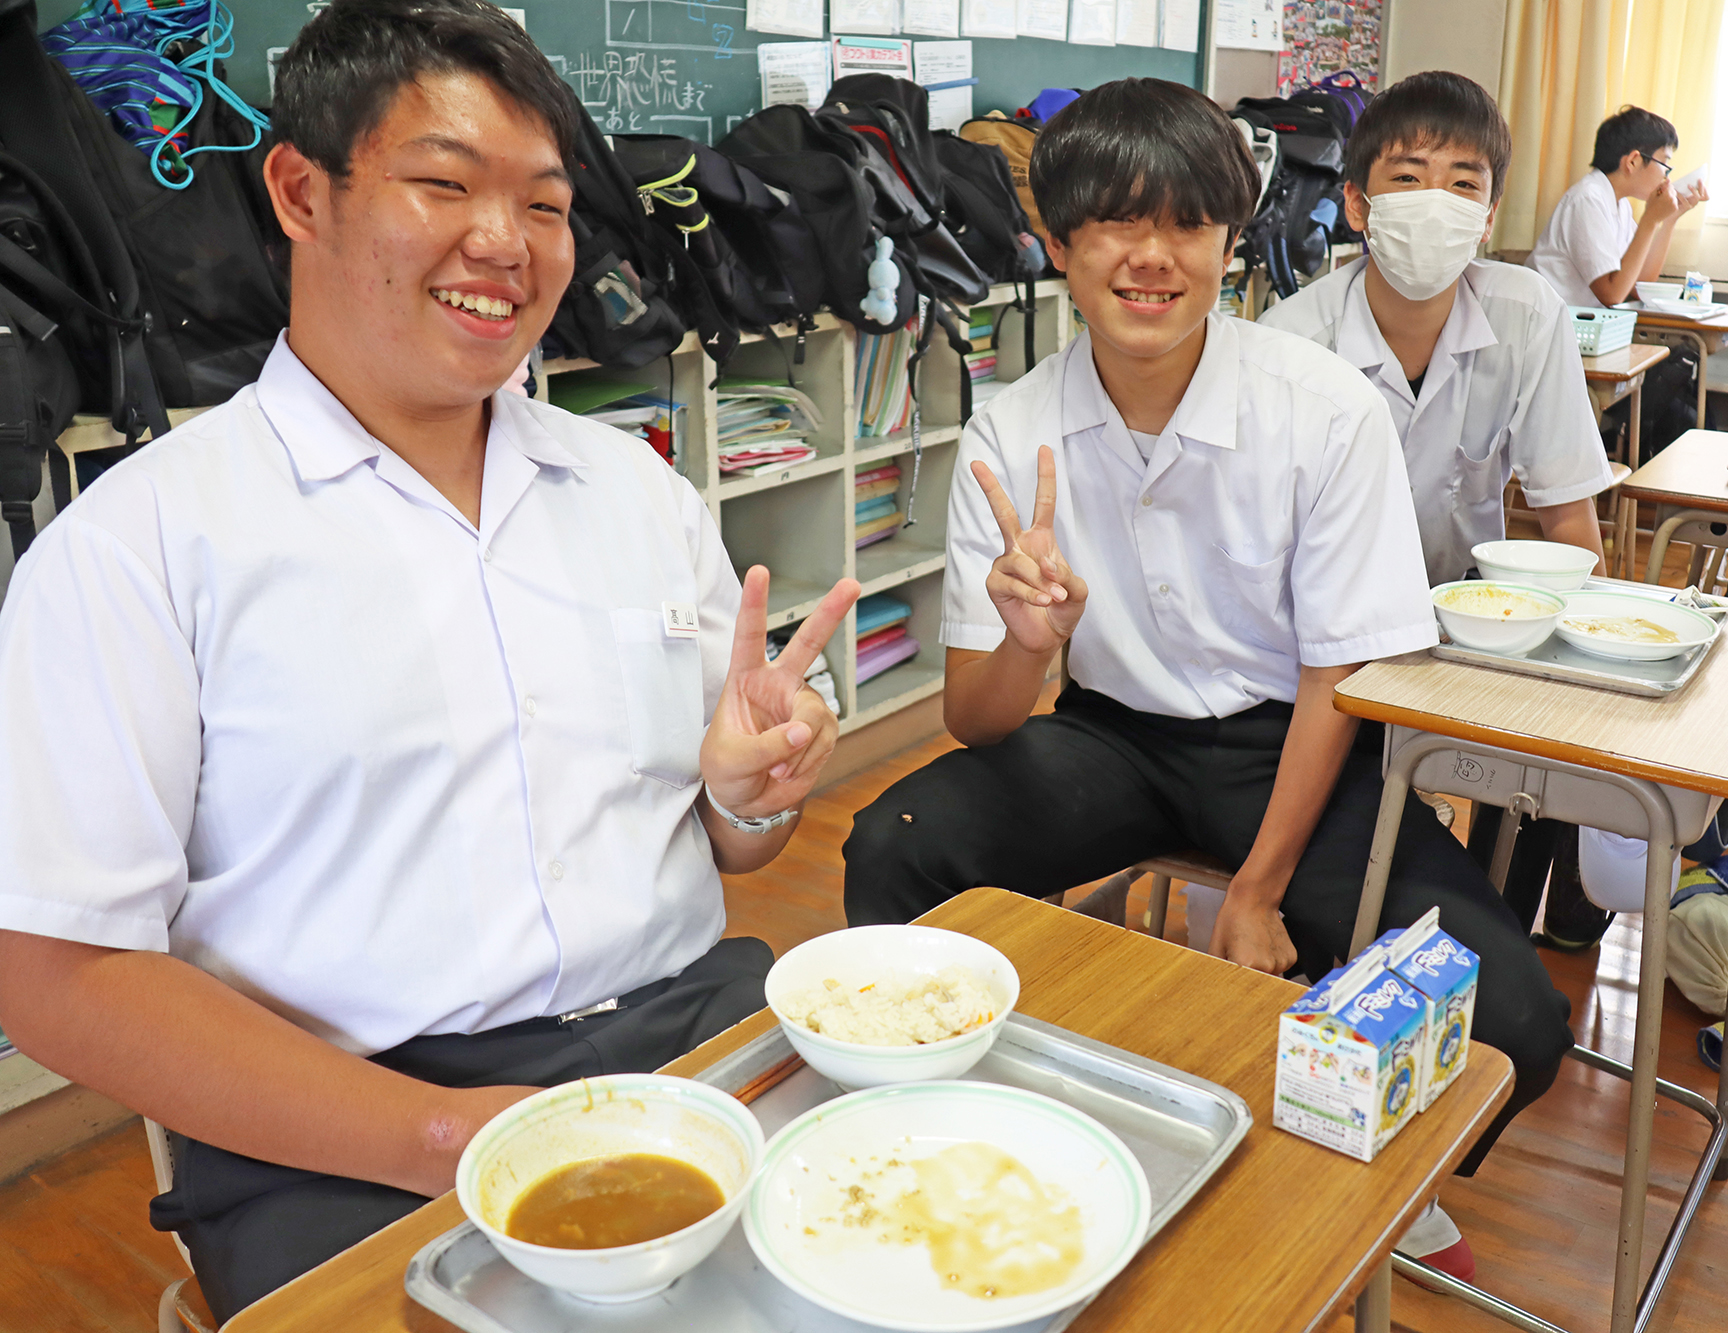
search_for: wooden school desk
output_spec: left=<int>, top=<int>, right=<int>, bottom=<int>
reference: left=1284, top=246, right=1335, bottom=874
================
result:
left=222, top=889, right=1513, bottom=1333
left=1615, top=429, right=1728, bottom=582
left=1336, top=648, right=1728, bottom=1333
left=1632, top=306, right=1728, bottom=429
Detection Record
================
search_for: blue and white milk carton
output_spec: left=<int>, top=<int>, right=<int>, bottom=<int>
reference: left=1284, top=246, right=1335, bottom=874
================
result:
left=1275, top=946, right=1428, bottom=1162
left=1372, top=906, right=1480, bottom=1111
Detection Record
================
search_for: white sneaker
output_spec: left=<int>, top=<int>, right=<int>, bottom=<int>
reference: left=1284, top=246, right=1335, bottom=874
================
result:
left=1394, top=1200, right=1475, bottom=1285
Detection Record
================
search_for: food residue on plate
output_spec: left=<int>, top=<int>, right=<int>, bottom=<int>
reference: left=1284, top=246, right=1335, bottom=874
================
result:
left=504, top=1152, right=723, bottom=1249
left=782, top=966, right=994, bottom=1045
left=805, top=1141, right=1084, bottom=1299
left=1434, top=586, right=1556, bottom=620
left=1561, top=614, right=1681, bottom=644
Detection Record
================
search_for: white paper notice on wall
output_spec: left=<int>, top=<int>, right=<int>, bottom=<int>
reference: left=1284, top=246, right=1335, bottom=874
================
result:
left=961, top=0, right=1017, bottom=38
left=1017, top=0, right=1067, bottom=41
left=1114, top=0, right=1158, bottom=47
left=759, top=41, right=833, bottom=106
left=1214, top=0, right=1282, bottom=50
left=1067, top=0, right=1115, bottom=44
left=903, top=0, right=961, bottom=37
left=1159, top=0, right=1198, bottom=51
left=832, top=0, right=903, bottom=36
left=914, top=40, right=973, bottom=130
left=833, top=35, right=916, bottom=80
left=747, top=0, right=825, bottom=37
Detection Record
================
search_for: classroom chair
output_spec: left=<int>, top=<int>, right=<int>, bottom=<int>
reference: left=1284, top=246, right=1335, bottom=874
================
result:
left=1643, top=511, right=1728, bottom=590
left=145, top=1118, right=217, bottom=1333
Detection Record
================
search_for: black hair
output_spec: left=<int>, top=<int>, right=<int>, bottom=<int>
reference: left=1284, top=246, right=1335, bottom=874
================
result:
left=1591, top=105, right=1678, bottom=174
left=270, top=0, right=577, bottom=181
left=1028, top=79, right=1261, bottom=245
left=1344, top=71, right=1512, bottom=206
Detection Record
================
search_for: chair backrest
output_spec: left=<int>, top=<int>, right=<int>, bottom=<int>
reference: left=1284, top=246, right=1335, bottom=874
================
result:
left=144, top=1118, right=194, bottom=1270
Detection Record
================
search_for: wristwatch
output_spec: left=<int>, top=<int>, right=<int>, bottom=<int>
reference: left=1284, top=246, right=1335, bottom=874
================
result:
left=704, top=784, right=799, bottom=834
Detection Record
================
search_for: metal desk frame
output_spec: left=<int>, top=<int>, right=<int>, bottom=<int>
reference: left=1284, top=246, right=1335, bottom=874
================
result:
left=1345, top=729, right=1727, bottom=1333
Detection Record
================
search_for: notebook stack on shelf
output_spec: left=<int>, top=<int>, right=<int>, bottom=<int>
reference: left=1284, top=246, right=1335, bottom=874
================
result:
left=969, top=307, right=1014, bottom=407
left=855, top=592, right=919, bottom=685
left=766, top=628, right=840, bottom=715
left=715, top=381, right=823, bottom=475
left=855, top=325, right=915, bottom=438
left=855, top=463, right=902, bottom=550
left=547, top=376, right=687, bottom=471
left=0, top=1025, right=13, bottom=1060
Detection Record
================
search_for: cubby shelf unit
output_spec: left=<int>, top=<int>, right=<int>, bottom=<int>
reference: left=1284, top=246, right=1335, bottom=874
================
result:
left=537, top=280, right=1073, bottom=733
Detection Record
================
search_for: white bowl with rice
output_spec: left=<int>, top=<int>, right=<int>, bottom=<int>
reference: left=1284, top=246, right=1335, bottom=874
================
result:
left=764, top=925, right=1020, bottom=1089
left=1431, top=580, right=1565, bottom=655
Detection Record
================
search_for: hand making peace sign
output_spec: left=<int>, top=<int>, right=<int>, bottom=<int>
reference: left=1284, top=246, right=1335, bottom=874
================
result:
left=700, top=565, right=860, bottom=819
left=972, top=445, right=1089, bottom=657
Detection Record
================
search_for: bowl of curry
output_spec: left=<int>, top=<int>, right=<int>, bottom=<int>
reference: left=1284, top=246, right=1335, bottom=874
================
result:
left=456, top=1073, right=765, bottom=1302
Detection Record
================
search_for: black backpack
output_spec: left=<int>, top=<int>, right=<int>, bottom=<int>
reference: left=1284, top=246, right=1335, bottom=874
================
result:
left=0, top=0, right=168, bottom=446
left=544, top=94, right=698, bottom=369
left=718, top=103, right=918, bottom=337
left=930, top=130, right=1047, bottom=288
left=1233, top=95, right=1357, bottom=299
left=611, top=134, right=824, bottom=344
left=0, top=151, right=88, bottom=558
left=817, top=75, right=992, bottom=309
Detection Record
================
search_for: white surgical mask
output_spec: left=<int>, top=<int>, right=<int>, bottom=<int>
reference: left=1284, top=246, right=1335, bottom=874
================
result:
left=1364, top=190, right=1490, bottom=301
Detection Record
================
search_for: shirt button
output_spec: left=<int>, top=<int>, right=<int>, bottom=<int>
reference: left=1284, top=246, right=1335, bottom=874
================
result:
left=1190, top=658, right=1200, bottom=666
left=1140, top=496, right=1153, bottom=508
left=1159, top=584, right=1170, bottom=594
left=550, top=861, right=565, bottom=881
left=523, top=696, right=537, bottom=716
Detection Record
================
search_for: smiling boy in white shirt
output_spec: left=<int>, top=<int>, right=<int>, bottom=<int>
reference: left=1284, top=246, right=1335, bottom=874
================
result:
left=842, top=78, right=1574, bottom=1284
left=0, top=0, right=856, bottom=1319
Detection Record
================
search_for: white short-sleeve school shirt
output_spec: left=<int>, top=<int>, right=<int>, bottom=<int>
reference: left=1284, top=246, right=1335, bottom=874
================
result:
left=941, top=316, right=1438, bottom=719
left=1526, top=169, right=1638, bottom=308
left=1259, top=258, right=1612, bottom=585
left=0, top=336, right=739, bottom=1056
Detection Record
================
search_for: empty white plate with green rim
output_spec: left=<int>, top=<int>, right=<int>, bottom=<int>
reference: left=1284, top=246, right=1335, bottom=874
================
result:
left=742, top=1081, right=1152, bottom=1333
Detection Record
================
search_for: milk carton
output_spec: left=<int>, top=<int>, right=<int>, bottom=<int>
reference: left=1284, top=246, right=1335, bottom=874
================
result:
left=1275, top=946, right=1427, bottom=1162
left=1372, top=906, right=1480, bottom=1111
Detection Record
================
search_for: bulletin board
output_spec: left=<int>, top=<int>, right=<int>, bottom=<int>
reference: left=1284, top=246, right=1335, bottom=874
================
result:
left=36, top=0, right=1204, bottom=143
left=1277, top=0, right=1380, bottom=97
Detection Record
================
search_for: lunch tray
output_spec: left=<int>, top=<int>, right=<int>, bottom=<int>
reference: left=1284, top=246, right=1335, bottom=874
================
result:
left=1432, top=578, right=1725, bottom=697
left=404, top=1013, right=1252, bottom=1333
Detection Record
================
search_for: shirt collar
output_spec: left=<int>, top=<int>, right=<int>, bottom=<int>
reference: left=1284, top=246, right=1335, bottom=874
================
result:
left=1335, top=259, right=1499, bottom=391
left=1062, top=314, right=1240, bottom=454
left=254, top=332, right=586, bottom=483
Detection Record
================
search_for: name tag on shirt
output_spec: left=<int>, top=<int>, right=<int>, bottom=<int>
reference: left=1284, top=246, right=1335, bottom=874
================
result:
left=662, top=601, right=700, bottom=638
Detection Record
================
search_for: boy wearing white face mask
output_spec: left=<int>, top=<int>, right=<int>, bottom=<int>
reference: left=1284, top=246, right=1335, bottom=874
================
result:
left=1260, top=70, right=1611, bottom=591
left=1261, top=72, right=1612, bottom=1282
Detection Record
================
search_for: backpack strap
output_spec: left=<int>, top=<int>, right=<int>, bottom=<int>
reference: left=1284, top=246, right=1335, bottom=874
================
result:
left=0, top=290, right=43, bottom=559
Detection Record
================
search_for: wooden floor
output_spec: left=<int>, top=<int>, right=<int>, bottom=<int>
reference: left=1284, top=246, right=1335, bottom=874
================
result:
left=4, top=520, right=1727, bottom=1333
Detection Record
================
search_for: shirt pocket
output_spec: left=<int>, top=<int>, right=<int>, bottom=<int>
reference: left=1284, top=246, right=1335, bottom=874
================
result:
left=1454, top=429, right=1510, bottom=507
left=609, top=607, right=704, bottom=788
left=1212, top=543, right=1294, bottom=650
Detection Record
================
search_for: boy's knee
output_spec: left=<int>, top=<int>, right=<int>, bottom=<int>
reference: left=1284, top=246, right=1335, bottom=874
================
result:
left=842, top=778, right=972, bottom=925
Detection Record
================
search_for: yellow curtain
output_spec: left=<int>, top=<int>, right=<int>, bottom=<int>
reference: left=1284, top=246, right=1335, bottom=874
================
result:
left=1492, top=0, right=1723, bottom=252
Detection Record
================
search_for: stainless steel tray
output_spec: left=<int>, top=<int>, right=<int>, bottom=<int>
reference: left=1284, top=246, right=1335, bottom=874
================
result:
left=405, top=1012, right=1252, bottom=1333
left=1432, top=579, right=1724, bottom=696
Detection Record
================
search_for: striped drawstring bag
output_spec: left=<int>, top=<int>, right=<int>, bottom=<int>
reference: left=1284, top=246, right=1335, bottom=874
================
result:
left=41, top=0, right=269, bottom=190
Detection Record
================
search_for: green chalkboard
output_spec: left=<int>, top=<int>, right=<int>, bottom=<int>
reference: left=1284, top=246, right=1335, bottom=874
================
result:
left=36, top=0, right=1202, bottom=144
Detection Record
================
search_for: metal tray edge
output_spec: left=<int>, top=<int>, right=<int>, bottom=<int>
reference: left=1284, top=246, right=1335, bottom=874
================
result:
left=405, top=1223, right=516, bottom=1333
left=1431, top=622, right=1720, bottom=696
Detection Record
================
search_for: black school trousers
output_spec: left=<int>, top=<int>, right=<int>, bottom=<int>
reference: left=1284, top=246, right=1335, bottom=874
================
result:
left=842, top=685, right=1574, bottom=1176
left=148, top=935, right=773, bottom=1325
